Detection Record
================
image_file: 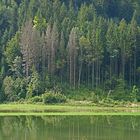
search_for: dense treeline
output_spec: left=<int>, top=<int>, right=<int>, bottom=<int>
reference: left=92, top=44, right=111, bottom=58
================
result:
left=0, top=0, right=140, bottom=102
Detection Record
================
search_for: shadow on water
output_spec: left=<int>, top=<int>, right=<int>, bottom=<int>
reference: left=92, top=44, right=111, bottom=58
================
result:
left=0, top=115, right=140, bottom=140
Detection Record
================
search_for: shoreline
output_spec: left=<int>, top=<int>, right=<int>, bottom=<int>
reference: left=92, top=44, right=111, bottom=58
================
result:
left=0, top=103, right=140, bottom=116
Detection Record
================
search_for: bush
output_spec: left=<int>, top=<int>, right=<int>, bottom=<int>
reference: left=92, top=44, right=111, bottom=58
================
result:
left=8, top=94, right=19, bottom=102
left=30, top=96, right=43, bottom=103
left=88, top=92, right=100, bottom=103
left=43, top=92, right=66, bottom=104
left=65, top=86, right=92, bottom=101
left=17, top=98, right=25, bottom=104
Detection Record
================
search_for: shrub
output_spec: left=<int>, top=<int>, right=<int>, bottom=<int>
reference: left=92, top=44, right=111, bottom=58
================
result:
left=17, top=98, right=25, bottom=104
left=30, top=96, right=43, bottom=103
left=88, top=92, right=100, bottom=103
left=8, top=94, right=19, bottom=102
left=43, top=92, right=66, bottom=104
left=130, top=85, right=139, bottom=102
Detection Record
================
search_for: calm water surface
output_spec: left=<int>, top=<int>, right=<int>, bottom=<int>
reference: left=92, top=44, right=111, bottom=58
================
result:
left=0, top=115, right=140, bottom=140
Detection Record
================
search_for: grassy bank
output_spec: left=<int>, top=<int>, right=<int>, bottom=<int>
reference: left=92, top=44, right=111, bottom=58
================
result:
left=0, top=103, right=140, bottom=116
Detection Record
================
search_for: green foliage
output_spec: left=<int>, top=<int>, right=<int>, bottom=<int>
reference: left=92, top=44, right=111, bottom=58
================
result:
left=2, top=76, right=28, bottom=101
left=65, top=86, right=91, bottom=101
left=3, top=76, right=14, bottom=97
left=3, top=76, right=19, bottom=101
left=111, top=78, right=129, bottom=101
left=0, top=73, right=2, bottom=89
left=30, top=96, right=43, bottom=103
left=0, top=0, right=140, bottom=103
left=26, top=69, right=42, bottom=98
left=5, top=32, right=20, bottom=67
left=11, top=56, right=22, bottom=77
left=43, top=91, right=66, bottom=104
left=33, top=15, right=47, bottom=32
left=89, top=92, right=100, bottom=103
left=130, top=85, right=139, bottom=102
left=14, top=77, right=27, bottom=99
left=0, top=73, right=4, bottom=102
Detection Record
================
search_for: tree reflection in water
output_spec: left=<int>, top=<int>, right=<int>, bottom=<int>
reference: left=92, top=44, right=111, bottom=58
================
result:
left=0, top=116, right=140, bottom=140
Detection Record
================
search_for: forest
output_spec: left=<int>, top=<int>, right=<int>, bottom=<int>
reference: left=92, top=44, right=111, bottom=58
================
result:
left=0, top=0, right=140, bottom=103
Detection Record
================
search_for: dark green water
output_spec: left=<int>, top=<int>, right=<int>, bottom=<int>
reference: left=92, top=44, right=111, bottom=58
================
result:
left=0, top=115, right=140, bottom=140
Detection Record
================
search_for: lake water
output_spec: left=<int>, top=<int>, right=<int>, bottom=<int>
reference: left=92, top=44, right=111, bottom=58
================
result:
left=0, top=115, right=140, bottom=140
